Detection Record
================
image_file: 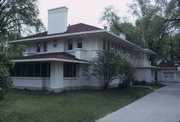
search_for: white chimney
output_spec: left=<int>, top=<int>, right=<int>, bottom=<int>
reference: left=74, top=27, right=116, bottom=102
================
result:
left=119, top=33, right=126, bottom=40
left=48, top=7, right=68, bottom=34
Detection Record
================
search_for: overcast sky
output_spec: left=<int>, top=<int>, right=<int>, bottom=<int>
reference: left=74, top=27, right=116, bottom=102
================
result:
left=37, top=0, right=136, bottom=29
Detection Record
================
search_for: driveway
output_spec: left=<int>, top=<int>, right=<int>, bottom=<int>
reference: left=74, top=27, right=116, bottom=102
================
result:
left=97, top=83, right=180, bottom=122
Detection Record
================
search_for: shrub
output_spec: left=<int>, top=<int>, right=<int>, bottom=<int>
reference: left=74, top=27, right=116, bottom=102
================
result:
left=91, top=51, right=134, bottom=89
left=0, top=67, right=12, bottom=100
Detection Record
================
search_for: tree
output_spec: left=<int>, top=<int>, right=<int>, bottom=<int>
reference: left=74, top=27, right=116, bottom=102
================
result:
left=91, top=51, right=134, bottom=89
left=100, top=6, right=143, bottom=46
left=100, top=0, right=180, bottom=65
left=0, top=0, right=45, bottom=100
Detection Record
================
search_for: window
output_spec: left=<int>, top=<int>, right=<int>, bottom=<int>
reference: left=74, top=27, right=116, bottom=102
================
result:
left=43, top=42, right=47, bottom=52
left=63, top=63, right=76, bottom=77
left=111, top=42, right=114, bottom=52
left=36, top=43, right=41, bottom=52
left=118, top=45, right=120, bottom=53
left=68, top=39, right=73, bottom=50
left=41, top=63, right=50, bottom=77
left=107, top=41, right=110, bottom=51
left=115, top=44, right=117, bottom=53
left=103, top=39, right=106, bottom=50
left=22, top=63, right=28, bottom=77
left=77, top=39, right=82, bottom=48
left=34, top=63, right=41, bottom=77
left=53, top=40, right=57, bottom=47
left=11, top=62, right=50, bottom=77
left=28, top=63, right=34, bottom=77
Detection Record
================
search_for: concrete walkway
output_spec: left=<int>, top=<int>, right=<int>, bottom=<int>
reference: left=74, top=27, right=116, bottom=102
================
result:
left=97, top=83, right=180, bottom=122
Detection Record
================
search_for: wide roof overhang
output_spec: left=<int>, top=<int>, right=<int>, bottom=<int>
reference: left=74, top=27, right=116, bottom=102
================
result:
left=9, top=30, right=155, bottom=54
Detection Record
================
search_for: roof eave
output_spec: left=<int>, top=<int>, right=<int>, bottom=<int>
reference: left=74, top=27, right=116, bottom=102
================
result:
left=9, top=30, right=106, bottom=44
left=12, top=58, right=89, bottom=64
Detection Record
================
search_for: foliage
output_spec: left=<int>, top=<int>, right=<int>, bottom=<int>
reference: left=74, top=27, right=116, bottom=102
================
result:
left=100, top=6, right=143, bottom=46
left=91, top=51, right=134, bottom=89
left=0, top=0, right=45, bottom=100
left=100, top=0, right=180, bottom=64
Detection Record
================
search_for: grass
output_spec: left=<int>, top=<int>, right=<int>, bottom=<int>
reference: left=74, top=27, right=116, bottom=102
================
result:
left=0, top=87, right=152, bottom=122
left=132, top=81, right=165, bottom=89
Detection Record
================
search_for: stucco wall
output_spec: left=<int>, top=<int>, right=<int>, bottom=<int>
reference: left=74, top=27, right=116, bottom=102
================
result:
left=134, top=68, right=155, bottom=82
left=12, top=77, right=50, bottom=90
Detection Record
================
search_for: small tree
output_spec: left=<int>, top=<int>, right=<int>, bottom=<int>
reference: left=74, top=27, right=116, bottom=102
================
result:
left=91, top=51, right=134, bottom=89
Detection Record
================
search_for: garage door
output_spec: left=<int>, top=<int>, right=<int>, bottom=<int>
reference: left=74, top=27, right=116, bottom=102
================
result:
left=163, top=72, right=175, bottom=82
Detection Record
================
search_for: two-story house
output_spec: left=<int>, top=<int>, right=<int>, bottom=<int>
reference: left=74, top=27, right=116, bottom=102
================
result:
left=10, top=7, right=157, bottom=92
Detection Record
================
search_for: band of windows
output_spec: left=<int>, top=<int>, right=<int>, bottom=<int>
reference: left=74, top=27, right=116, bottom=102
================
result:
left=11, top=62, right=50, bottom=77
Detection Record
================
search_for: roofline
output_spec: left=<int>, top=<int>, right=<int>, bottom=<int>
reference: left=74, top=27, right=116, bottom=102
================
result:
left=134, top=66, right=159, bottom=69
left=105, top=31, right=144, bottom=51
left=9, top=29, right=154, bottom=54
left=9, top=30, right=106, bottom=43
left=12, top=58, right=89, bottom=64
left=159, top=67, right=176, bottom=69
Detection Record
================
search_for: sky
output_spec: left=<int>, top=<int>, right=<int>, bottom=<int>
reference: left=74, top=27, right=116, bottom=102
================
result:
left=37, top=0, right=136, bottom=29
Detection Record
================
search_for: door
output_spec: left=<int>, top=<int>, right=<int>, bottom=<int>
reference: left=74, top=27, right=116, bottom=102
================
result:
left=163, top=72, right=175, bottom=82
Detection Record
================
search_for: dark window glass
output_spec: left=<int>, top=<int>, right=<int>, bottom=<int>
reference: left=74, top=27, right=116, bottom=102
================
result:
left=41, top=63, right=48, bottom=77
left=53, top=40, right=57, bottom=47
left=34, top=63, right=40, bottom=77
left=28, top=63, right=33, bottom=77
left=68, top=39, right=73, bottom=50
left=10, top=62, right=50, bottom=77
left=107, top=41, right=110, bottom=51
left=111, top=42, right=114, bottom=52
left=77, top=39, right=82, bottom=48
left=43, top=42, right=47, bottom=52
left=103, top=40, right=106, bottom=50
left=16, top=63, right=21, bottom=76
left=22, top=63, right=28, bottom=77
left=115, top=44, right=117, bottom=53
left=63, top=63, right=76, bottom=77
left=118, top=45, right=120, bottom=52
left=36, top=43, right=41, bottom=52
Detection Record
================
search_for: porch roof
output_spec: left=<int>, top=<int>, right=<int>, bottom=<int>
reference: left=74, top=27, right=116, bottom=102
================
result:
left=12, top=52, right=89, bottom=64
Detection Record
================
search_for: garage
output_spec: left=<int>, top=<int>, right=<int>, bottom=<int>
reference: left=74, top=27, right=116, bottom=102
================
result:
left=158, top=60, right=180, bottom=82
left=163, top=72, right=175, bottom=82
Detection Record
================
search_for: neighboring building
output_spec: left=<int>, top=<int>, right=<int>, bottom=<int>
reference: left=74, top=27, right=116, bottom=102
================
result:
left=158, top=59, right=180, bottom=82
left=9, top=7, right=157, bottom=92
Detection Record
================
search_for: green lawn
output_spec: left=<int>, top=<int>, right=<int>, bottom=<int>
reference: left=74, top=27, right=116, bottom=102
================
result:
left=0, top=88, right=152, bottom=122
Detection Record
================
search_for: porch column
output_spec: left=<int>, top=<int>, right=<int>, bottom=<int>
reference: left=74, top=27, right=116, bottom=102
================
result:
left=50, top=61, right=63, bottom=92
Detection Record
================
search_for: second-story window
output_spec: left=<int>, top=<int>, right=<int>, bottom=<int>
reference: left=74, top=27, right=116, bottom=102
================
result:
left=68, top=39, right=73, bottom=50
left=36, top=43, right=40, bottom=52
left=43, top=42, right=47, bottom=52
left=53, top=40, right=57, bottom=47
left=77, top=39, right=82, bottom=48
